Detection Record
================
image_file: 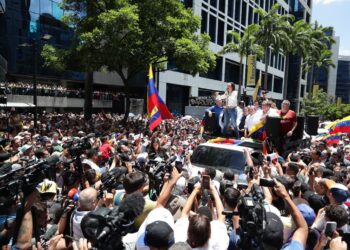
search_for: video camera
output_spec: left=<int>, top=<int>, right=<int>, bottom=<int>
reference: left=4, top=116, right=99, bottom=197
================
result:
left=223, top=184, right=267, bottom=250
left=0, top=155, right=59, bottom=198
left=63, top=133, right=95, bottom=157
left=81, top=192, right=145, bottom=250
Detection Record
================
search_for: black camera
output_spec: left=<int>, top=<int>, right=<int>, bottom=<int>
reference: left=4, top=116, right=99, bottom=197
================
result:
left=81, top=192, right=145, bottom=250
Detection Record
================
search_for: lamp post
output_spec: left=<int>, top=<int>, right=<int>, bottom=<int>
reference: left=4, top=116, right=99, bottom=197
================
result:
left=19, top=35, right=51, bottom=128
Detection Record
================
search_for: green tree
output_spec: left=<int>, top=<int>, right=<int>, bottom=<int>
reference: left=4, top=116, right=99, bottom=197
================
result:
left=219, top=24, right=263, bottom=100
left=301, top=88, right=330, bottom=117
left=42, top=0, right=216, bottom=120
left=302, top=22, right=335, bottom=98
left=282, top=19, right=310, bottom=104
left=254, top=4, right=293, bottom=90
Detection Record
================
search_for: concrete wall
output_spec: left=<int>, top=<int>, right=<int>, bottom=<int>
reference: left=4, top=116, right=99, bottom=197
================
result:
left=7, top=95, right=112, bottom=108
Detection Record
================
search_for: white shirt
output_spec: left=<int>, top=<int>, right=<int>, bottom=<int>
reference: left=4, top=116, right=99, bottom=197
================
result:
left=236, top=106, right=243, bottom=126
left=174, top=217, right=229, bottom=250
left=220, top=91, right=237, bottom=108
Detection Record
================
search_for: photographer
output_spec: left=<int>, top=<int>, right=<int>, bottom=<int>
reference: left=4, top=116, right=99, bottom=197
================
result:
left=174, top=181, right=229, bottom=249
left=261, top=179, right=308, bottom=250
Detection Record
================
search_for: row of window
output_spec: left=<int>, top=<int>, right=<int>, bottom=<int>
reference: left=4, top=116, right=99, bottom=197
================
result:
left=199, top=57, right=284, bottom=93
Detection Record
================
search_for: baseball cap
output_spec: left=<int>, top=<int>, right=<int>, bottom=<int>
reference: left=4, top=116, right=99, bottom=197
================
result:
left=37, top=179, right=57, bottom=194
left=144, top=221, right=174, bottom=248
left=136, top=207, right=175, bottom=250
left=297, top=204, right=316, bottom=226
left=330, top=183, right=349, bottom=203
left=262, top=212, right=284, bottom=249
left=19, top=144, right=32, bottom=154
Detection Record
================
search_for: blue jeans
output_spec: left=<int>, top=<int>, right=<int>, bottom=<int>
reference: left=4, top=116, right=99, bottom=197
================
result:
left=223, top=107, right=238, bottom=138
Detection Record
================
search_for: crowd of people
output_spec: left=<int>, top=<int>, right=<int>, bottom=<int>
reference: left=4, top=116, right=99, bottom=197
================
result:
left=2, top=82, right=117, bottom=100
left=0, top=87, right=349, bottom=250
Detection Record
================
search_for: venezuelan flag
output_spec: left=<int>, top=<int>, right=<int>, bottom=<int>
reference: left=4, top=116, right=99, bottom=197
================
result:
left=323, top=133, right=342, bottom=145
left=329, top=116, right=350, bottom=134
left=248, top=120, right=266, bottom=141
left=147, top=65, right=174, bottom=131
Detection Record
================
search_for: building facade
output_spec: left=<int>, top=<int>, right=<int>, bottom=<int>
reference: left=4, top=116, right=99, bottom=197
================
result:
left=335, top=56, right=350, bottom=104
left=159, top=0, right=312, bottom=114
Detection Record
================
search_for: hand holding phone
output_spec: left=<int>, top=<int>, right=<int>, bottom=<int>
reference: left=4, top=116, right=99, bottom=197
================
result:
left=325, top=221, right=337, bottom=237
left=202, top=175, right=210, bottom=189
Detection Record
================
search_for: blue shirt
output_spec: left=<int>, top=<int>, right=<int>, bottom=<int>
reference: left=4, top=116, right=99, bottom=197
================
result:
left=281, top=240, right=304, bottom=250
left=206, top=105, right=223, bottom=127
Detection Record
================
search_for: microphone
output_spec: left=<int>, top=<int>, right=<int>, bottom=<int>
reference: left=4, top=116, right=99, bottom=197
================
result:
left=43, top=224, right=58, bottom=241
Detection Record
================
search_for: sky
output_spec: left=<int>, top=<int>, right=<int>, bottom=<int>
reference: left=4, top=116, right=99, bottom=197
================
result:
left=312, top=0, right=350, bottom=56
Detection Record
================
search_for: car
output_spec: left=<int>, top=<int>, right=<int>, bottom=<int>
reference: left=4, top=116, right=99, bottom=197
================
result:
left=190, top=142, right=253, bottom=180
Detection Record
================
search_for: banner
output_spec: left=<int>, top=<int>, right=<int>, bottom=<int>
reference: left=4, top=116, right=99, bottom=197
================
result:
left=189, top=96, right=215, bottom=106
left=247, top=55, right=257, bottom=87
left=312, top=84, right=319, bottom=97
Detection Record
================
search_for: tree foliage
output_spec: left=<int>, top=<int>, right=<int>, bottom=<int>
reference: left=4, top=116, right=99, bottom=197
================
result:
left=42, top=0, right=216, bottom=119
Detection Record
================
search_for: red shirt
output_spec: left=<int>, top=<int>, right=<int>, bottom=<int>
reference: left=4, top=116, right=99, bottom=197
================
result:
left=278, top=109, right=297, bottom=134
left=100, top=143, right=113, bottom=161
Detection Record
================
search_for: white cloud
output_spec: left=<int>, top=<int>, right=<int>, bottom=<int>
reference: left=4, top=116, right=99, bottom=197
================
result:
left=340, top=49, right=350, bottom=56
left=314, top=0, right=345, bottom=5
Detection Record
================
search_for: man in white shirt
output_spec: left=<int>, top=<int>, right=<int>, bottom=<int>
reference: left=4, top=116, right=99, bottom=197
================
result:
left=220, top=82, right=239, bottom=138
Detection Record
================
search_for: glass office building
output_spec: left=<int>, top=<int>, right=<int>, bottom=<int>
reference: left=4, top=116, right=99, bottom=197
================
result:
left=336, top=56, right=350, bottom=104
left=160, top=0, right=312, bottom=114
left=0, top=0, right=82, bottom=81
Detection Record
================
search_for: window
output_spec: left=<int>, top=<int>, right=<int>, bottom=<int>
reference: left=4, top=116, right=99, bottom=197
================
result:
left=219, top=0, right=225, bottom=12
left=52, top=1, right=64, bottom=20
left=228, top=0, right=233, bottom=18
left=210, top=0, right=217, bottom=8
left=241, top=1, right=247, bottom=25
left=262, top=73, right=273, bottom=91
left=201, top=10, right=208, bottom=34
left=191, top=145, right=246, bottom=172
left=248, top=6, right=253, bottom=25
left=29, top=0, right=40, bottom=14
left=235, top=0, right=241, bottom=22
left=300, top=85, right=305, bottom=98
left=217, top=20, right=224, bottom=46
left=209, top=15, right=216, bottom=42
left=226, top=25, right=233, bottom=44
left=225, top=59, right=240, bottom=83
left=200, top=57, right=223, bottom=81
left=273, top=76, right=283, bottom=93
left=40, top=0, right=53, bottom=15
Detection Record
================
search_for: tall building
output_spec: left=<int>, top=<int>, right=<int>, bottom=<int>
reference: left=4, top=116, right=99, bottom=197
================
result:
left=312, top=30, right=339, bottom=98
left=335, top=56, right=350, bottom=104
left=158, top=0, right=312, bottom=114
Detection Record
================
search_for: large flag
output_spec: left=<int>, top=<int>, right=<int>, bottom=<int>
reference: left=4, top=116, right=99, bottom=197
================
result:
left=252, top=79, right=261, bottom=102
left=323, top=133, right=342, bottom=145
left=147, top=65, right=174, bottom=131
left=329, top=116, right=350, bottom=134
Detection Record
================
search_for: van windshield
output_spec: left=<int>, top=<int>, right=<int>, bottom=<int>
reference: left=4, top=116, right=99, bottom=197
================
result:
left=191, top=145, right=246, bottom=172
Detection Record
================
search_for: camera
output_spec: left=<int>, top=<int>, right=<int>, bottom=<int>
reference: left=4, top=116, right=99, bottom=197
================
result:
left=81, top=192, right=145, bottom=250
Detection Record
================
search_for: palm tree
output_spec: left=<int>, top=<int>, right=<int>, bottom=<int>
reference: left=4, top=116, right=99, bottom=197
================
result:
left=282, top=19, right=310, bottom=100
left=304, top=49, right=335, bottom=96
left=303, top=22, right=335, bottom=98
left=220, top=24, right=263, bottom=100
left=254, top=4, right=293, bottom=90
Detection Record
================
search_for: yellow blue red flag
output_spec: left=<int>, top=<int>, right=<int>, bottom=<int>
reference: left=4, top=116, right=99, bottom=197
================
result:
left=147, top=65, right=174, bottom=131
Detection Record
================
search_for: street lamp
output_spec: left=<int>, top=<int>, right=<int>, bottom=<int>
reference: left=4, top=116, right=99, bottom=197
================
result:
left=19, top=34, right=52, bottom=128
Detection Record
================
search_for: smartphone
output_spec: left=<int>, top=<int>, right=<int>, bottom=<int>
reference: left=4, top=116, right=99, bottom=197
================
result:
left=64, top=235, right=78, bottom=242
left=202, top=175, right=210, bottom=189
left=325, top=221, right=337, bottom=237
left=175, top=161, right=183, bottom=173
left=260, top=178, right=275, bottom=187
